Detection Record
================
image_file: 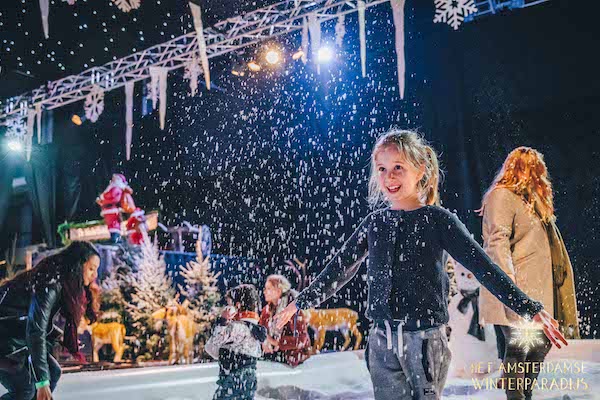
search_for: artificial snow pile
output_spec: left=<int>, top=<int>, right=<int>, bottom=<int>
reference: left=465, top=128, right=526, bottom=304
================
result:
left=10, top=340, right=594, bottom=400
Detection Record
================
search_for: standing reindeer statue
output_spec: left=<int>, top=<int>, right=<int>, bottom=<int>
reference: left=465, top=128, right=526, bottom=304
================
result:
left=285, top=258, right=363, bottom=354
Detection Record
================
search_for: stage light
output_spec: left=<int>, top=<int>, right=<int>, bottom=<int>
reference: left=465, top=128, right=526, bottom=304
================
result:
left=248, top=61, right=261, bottom=72
left=317, top=46, right=334, bottom=63
left=265, top=49, right=281, bottom=65
left=6, top=139, right=23, bottom=152
left=292, top=49, right=305, bottom=61
left=71, top=113, right=87, bottom=126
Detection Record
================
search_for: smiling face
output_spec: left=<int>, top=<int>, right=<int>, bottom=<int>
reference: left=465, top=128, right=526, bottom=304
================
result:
left=375, top=145, right=425, bottom=210
left=263, top=279, right=282, bottom=305
left=82, top=255, right=100, bottom=287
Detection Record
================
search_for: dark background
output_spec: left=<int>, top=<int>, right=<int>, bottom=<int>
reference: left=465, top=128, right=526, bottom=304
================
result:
left=1, top=0, right=598, bottom=341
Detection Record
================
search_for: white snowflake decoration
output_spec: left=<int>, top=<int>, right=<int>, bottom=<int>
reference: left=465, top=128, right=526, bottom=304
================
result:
left=6, top=118, right=27, bottom=139
left=5, top=117, right=27, bottom=139
left=184, top=56, right=202, bottom=96
left=84, top=85, right=105, bottom=123
left=111, top=0, right=141, bottom=13
left=433, top=0, right=478, bottom=30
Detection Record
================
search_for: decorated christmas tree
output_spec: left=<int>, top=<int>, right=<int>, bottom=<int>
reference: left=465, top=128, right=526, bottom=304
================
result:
left=127, top=236, right=177, bottom=361
left=178, top=239, right=221, bottom=355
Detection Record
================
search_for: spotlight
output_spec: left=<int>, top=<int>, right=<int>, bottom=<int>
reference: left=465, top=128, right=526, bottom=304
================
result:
left=247, top=61, right=261, bottom=72
left=292, top=49, right=305, bottom=61
left=6, top=138, right=23, bottom=152
left=317, top=46, right=334, bottom=63
left=71, top=113, right=87, bottom=126
left=265, top=49, right=281, bottom=65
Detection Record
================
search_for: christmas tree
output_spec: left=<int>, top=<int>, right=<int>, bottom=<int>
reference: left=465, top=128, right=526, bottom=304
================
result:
left=99, top=268, right=127, bottom=323
left=127, top=236, right=177, bottom=361
left=178, top=239, right=221, bottom=355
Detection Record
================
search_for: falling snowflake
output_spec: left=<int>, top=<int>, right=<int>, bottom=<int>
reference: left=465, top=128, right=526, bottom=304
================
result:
left=433, top=0, right=478, bottom=30
left=84, top=85, right=105, bottom=123
left=111, top=0, right=141, bottom=13
left=5, top=117, right=27, bottom=139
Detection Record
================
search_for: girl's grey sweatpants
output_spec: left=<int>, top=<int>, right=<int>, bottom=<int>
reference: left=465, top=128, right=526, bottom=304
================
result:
left=366, top=324, right=451, bottom=400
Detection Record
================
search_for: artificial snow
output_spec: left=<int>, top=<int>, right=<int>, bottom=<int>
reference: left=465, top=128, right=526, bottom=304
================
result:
left=2, top=340, right=596, bottom=399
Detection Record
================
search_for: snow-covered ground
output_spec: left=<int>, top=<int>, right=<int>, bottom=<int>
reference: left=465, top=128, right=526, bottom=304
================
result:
left=2, top=340, right=599, bottom=399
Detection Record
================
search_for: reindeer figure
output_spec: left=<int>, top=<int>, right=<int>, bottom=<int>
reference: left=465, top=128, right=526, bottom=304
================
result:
left=78, top=318, right=127, bottom=363
left=284, top=258, right=363, bottom=354
left=152, top=300, right=197, bottom=364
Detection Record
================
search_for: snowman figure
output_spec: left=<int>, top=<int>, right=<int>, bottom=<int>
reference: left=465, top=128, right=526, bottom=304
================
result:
left=448, top=258, right=500, bottom=378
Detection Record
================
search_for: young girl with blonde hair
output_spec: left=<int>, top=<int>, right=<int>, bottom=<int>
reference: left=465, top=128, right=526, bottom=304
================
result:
left=479, top=147, right=579, bottom=400
left=274, top=130, right=566, bottom=400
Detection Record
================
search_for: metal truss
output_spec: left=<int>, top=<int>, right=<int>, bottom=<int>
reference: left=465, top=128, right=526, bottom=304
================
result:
left=0, top=0, right=551, bottom=125
left=0, top=0, right=390, bottom=124
left=467, top=0, right=551, bottom=20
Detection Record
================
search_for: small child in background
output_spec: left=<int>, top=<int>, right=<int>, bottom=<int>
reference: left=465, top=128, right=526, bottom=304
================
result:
left=206, top=284, right=267, bottom=400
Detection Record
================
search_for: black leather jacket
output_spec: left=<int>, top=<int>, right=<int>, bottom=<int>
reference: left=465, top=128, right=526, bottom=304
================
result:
left=0, top=279, right=64, bottom=382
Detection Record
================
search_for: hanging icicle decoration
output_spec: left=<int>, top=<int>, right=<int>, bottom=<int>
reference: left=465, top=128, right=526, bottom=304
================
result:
left=158, top=69, right=168, bottom=130
left=125, top=82, right=134, bottom=160
left=189, top=2, right=211, bottom=90
left=301, top=17, right=309, bottom=64
left=26, top=110, right=35, bottom=161
left=358, top=0, right=367, bottom=78
left=184, top=56, right=201, bottom=96
left=335, top=14, right=346, bottom=47
left=149, top=67, right=160, bottom=110
left=39, top=0, right=49, bottom=39
left=391, top=0, right=406, bottom=99
left=35, top=103, right=42, bottom=144
left=148, top=66, right=168, bottom=129
left=308, top=14, right=322, bottom=74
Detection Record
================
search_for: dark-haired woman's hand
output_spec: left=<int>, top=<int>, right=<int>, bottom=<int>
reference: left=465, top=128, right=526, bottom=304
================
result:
left=37, top=385, right=52, bottom=400
left=533, top=309, right=568, bottom=348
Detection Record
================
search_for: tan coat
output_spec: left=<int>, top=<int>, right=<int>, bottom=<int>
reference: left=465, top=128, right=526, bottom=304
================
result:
left=478, top=188, right=554, bottom=326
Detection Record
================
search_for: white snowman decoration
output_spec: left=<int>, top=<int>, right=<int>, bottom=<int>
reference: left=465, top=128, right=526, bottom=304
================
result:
left=448, top=259, right=500, bottom=378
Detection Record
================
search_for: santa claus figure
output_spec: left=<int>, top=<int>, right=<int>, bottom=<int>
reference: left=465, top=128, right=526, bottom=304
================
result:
left=96, top=174, right=136, bottom=243
left=126, top=208, right=147, bottom=245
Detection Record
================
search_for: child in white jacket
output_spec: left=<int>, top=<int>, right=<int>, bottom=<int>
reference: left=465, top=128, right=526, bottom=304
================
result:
left=206, top=284, right=267, bottom=400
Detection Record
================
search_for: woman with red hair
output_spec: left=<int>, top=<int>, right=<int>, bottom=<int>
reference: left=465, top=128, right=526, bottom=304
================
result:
left=0, top=241, right=101, bottom=400
left=478, top=147, right=579, bottom=400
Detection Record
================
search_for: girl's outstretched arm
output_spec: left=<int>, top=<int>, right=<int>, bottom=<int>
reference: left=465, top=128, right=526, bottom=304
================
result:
left=437, top=207, right=567, bottom=348
left=275, top=213, right=372, bottom=329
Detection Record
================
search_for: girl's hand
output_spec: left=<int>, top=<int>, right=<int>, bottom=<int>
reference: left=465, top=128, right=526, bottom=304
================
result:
left=533, top=309, right=568, bottom=349
left=36, top=385, right=52, bottom=400
left=262, top=341, right=275, bottom=354
left=221, top=306, right=237, bottom=321
left=274, top=301, right=298, bottom=331
left=267, top=336, right=279, bottom=347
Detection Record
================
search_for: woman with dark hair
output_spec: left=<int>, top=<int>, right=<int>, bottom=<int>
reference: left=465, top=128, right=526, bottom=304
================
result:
left=0, top=241, right=101, bottom=400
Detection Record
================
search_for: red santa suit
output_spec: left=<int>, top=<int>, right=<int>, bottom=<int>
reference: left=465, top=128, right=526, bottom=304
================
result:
left=96, top=174, right=135, bottom=235
left=126, top=208, right=147, bottom=245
